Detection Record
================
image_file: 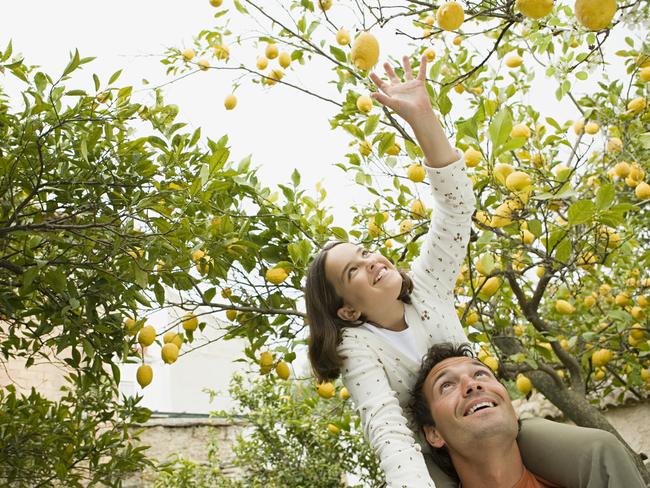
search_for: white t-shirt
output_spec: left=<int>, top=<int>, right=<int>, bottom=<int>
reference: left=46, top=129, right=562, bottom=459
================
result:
left=360, top=323, right=421, bottom=363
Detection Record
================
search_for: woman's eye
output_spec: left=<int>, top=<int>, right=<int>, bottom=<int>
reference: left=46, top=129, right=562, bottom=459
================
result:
left=440, top=382, right=453, bottom=392
left=475, top=370, right=488, bottom=378
left=361, top=249, right=370, bottom=257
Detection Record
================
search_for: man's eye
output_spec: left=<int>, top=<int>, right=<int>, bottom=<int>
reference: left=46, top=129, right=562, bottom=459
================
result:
left=475, top=370, right=489, bottom=377
left=440, top=382, right=453, bottom=392
left=348, top=267, right=357, bottom=278
left=361, top=249, right=370, bottom=257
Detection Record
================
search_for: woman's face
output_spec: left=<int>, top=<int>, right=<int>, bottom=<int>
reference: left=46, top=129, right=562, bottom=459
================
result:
left=324, top=243, right=403, bottom=323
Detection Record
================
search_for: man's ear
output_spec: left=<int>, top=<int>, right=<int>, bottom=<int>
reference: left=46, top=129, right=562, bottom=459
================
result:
left=423, top=425, right=446, bottom=449
left=337, top=305, right=361, bottom=322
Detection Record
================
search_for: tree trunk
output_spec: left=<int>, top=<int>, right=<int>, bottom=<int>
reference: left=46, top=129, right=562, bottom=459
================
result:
left=494, top=336, right=650, bottom=485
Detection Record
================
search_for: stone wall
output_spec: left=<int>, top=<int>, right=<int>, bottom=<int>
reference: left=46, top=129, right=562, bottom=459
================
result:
left=123, top=400, right=649, bottom=487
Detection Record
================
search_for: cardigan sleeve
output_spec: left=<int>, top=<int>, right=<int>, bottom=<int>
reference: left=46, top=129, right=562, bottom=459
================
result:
left=410, top=153, right=476, bottom=297
left=338, top=330, right=436, bottom=488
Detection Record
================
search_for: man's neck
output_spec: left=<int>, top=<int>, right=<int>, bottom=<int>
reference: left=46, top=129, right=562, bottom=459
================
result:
left=452, top=439, right=525, bottom=488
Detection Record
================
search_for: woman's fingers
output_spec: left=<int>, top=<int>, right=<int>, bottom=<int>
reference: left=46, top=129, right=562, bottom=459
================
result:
left=369, top=72, right=389, bottom=94
left=417, top=55, right=428, bottom=81
left=403, top=55, right=414, bottom=80
left=384, top=62, right=400, bottom=83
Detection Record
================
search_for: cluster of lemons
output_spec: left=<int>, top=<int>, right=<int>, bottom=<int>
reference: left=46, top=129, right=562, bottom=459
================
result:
left=126, top=312, right=200, bottom=388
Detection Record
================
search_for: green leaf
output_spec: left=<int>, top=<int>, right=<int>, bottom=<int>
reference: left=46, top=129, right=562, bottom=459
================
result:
left=234, top=0, right=248, bottom=13
left=527, top=219, right=543, bottom=237
left=554, top=239, right=571, bottom=263
left=438, top=92, right=452, bottom=115
left=62, top=49, right=80, bottom=76
left=108, top=69, right=122, bottom=85
left=488, top=109, right=513, bottom=152
left=363, top=115, right=380, bottom=136
left=595, top=183, right=615, bottom=210
left=568, top=200, right=595, bottom=226
left=329, top=46, right=347, bottom=63
left=291, top=169, right=301, bottom=187
left=331, top=227, right=348, bottom=240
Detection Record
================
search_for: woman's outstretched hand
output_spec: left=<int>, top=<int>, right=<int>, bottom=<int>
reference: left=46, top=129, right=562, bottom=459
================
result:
left=369, top=55, right=432, bottom=126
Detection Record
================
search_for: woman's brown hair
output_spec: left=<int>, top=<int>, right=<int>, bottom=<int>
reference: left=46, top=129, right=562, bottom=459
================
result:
left=306, top=241, right=413, bottom=383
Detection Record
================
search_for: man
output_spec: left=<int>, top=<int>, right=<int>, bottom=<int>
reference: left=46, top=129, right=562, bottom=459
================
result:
left=408, top=343, right=646, bottom=488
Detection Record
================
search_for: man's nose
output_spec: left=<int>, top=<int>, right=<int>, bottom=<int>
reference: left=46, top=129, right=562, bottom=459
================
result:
left=462, top=376, right=483, bottom=396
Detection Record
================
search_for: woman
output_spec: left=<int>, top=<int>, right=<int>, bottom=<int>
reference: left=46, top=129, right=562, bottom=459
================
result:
left=305, top=55, right=644, bottom=487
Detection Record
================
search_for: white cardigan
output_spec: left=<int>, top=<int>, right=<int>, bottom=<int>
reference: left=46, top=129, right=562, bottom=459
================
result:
left=338, top=155, right=475, bottom=488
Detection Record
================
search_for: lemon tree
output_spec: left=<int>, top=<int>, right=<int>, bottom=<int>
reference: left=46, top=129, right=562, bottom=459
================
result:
left=162, top=0, right=650, bottom=481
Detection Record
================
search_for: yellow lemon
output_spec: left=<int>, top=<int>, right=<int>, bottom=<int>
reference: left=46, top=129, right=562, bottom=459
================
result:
left=521, top=229, right=536, bottom=245
left=358, top=139, right=372, bottom=156
left=224, top=94, right=237, bottom=110
left=584, top=121, right=600, bottom=134
left=138, top=325, right=156, bottom=347
left=278, top=51, right=291, bottom=69
left=256, top=56, right=269, bottom=70
left=453, top=35, right=463, bottom=46
left=367, top=220, right=382, bottom=238
left=259, top=351, right=274, bottom=368
left=340, top=387, right=350, bottom=400
left=406, top=164, right=426, bottom=183
left=505, top=171, right=532, bottom=192
left=197, top=59, right=210, bottom=71
left=516, top=0, right=554, bottom=18
left=191, top=249, right=206, bottom=262
left=437, top=1, right=465, bottom=31
left=266, top=268, right=289, bottom=285
left=464, top=147, right=482, bottom=167
left=327, top=423, right=341, bottom=435
left=575, top=0, right=617, bottom=30
left=356, top=95, right=373, bottom=113
left=606, top=137, right=622, bottom=153
left=226, top=309, right=238, bottom=321
left=182, top=313, right=199, bottom=332
left=424, top=48, right=436, bottom=61
left=516, top=374, right=533, bottom=395
left=124, top=317, right=139, bottom=336
left=483, top=356, right=499, bottom=372
left=136, top=364, right=153, bottom=388
left=510, top=123, right=531, bottom=139
left=493, top=163, right=514, bottom=185
left=627, top=97, right=646, bottom=114
left=640, top=67, right=650, bottom=82
left=163, top=331, right=183, bottom=349
left=213, top=44, right=229, bottom=61
left=318, top=0, right=332, bottom=11
left=161, top=343, right=179, bottom=364
left=573, top=119, right=585, bottom=135
left=555, top=300, right=575, bottom=314
left=478, top=276, right=501, bottom=299
left=317, top=382, right=336, bottom=399
left=351, top=32, right=380, bottom=70
left=614, top=293, right=630, bottom=306
left=275, top=361, right=291, bottom=380
left=591, top=348, right=612, bottom=367
left=209, top=0, right=223, bottom=6
left=336, top=28, right=350, bottom=45
left=400, top=219, right=413, bottom=233
left=584, top=295, right=596, bottom=307
left=505, top=54, right=523, bottom=68
left=410, top=199, right=427, bottom=217
left=182, top=48, right=196, bottom=61
left=614, top=161, right=631, bottom=178
left=386, top=143, right=401, bottom=156
left=265, top=43, right=279, bottom=59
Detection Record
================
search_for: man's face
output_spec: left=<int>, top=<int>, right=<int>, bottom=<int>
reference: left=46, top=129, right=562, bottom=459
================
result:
left=422, top=357, right=519, bottom=452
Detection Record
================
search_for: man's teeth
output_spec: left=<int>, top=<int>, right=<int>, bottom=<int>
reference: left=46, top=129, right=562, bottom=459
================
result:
left=466, top=402, right=496, bottom=416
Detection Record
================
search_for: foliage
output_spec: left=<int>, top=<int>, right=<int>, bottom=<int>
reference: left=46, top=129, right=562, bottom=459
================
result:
left=155, top=372, right=383, bottom=488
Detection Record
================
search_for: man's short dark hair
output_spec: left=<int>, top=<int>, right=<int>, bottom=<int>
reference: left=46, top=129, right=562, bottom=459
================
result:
left=408, top=342, right=475, bottom=480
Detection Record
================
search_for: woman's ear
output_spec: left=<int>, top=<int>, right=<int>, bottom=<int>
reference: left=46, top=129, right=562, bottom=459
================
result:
left=423, top=425, right=446, bottom=449
left=337, top=305, right=361, bottom=322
